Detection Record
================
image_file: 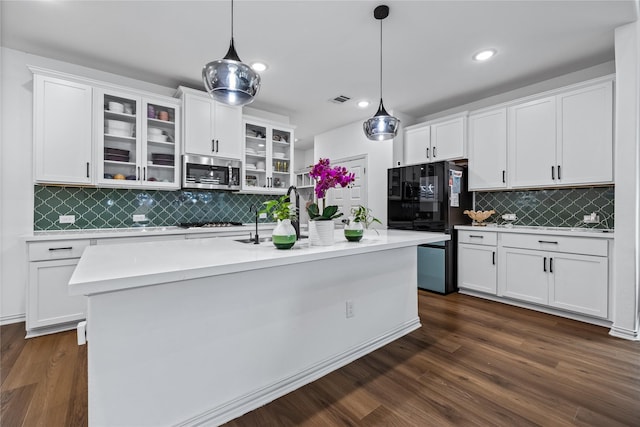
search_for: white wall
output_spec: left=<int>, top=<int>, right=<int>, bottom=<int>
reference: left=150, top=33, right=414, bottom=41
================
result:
left=0, top=47, right=179, bottom=324
left=293, top=148, right=314, bottom=172
left=611, top=21, right=640, bottom=340
left=314, top=118, right=396, bottom=226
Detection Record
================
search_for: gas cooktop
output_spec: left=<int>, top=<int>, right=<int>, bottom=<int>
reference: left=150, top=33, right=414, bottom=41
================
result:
left=178, top=221, right=243, bottom=228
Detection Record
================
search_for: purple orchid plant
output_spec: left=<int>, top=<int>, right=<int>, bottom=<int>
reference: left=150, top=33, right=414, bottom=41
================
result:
left=307, top=158, right=356, bottom=220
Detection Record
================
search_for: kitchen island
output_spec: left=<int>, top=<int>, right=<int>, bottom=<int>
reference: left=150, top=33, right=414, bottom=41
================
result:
left=69, top=229, right=449, bottom=426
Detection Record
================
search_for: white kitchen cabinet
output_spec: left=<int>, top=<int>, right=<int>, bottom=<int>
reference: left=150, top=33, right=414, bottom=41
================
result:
left=26, top=239, right=91, bottom=336
left=32, top=71, right=93, bottom=185
left=403, top=114, right=466, bottom=165
left=468, top=108, right=507, bottom=190
left=178, top=86, right=242, bottom=160
left=497, top=232, right=609, bottom=318
left=243, top=117, right=295, bottom=193
left=457, top=231, right=497, bottom=294
left=556, top=81, right=613, bottom=185
left=508, top=78, right=614, bottom=189
left=403, top=123, right=431, bottom=164
left=429, top=115, right=467, bottom=161
left=95, top=88, right=180, bottom=189
left=508, top=96, right=557, bottom=188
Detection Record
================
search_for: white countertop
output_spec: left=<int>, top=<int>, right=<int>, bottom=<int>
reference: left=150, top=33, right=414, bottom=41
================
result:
left=24, top=223, right=277, bottom=241
left=456, top=224, right=614, bottom=239
left=69, top=229, right=449, bottom=296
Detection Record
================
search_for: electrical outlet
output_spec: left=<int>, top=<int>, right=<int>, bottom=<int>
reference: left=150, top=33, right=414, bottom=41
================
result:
left=502, top=213, right=517, bottom=221
left=259, top=212, right=267, bottom=219
left=583, top=213, right=600, bottom=224
left=346, top=300, right=354, bottom=318
left=133, top=214, right=147, bottom=222
left=59, top=215, right=75, bottom=224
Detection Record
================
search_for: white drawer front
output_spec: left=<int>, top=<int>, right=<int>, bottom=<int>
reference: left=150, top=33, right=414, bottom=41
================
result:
left=29, top=239, right=91, bottom=261
left=458, top=230, right=497, bottom=246
left=500, top=233, right=607, bottom=256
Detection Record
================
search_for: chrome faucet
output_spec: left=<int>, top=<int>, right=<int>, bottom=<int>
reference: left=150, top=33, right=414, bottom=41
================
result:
left=249, top=204, right=260, bottom=244
left=286, top=185, right=301, bottom=240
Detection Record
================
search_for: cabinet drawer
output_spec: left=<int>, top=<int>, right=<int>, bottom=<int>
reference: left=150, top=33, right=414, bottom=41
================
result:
left=29, top=239, right=91, bottom=261
left=458, top=230, right=497, bottom=246
left=500, top=233, right=607, bottom=256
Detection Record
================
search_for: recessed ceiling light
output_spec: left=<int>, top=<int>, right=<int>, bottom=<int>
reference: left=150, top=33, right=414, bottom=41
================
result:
left=473, top=49, right=497, bottom=61
left=251, top=62, right=268, bottom=72
left=357, top=100, right=370, bottom=108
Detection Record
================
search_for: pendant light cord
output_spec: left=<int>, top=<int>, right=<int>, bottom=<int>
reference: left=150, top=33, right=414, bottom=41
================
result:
left=379, top=18, right=383, bottom=100
left=231, top=0, right=235, bottom=41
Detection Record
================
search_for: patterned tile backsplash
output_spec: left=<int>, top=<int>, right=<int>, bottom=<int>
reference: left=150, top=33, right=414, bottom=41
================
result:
left=34, top=186, right=277, bottom=230
left=474, top=186, right=614, bottom=229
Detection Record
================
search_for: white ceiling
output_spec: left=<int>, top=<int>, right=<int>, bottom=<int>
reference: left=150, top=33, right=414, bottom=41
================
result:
left=1, top=1, right=637, bottom=149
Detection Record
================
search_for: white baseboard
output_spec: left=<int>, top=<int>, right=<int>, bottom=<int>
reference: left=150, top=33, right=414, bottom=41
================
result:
left=176, top=318, right=421, bottom=427
left=609, top=325, right=640, bottom=341
left=458, top=289, right=613, bottom=328
left=0, top=313, right=25, bottom=326
left=25, top=322, right=78, bottom=338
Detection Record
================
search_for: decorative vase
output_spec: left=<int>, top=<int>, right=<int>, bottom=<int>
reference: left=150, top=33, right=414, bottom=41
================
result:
left=344, top=216, right=364, bottom=242
left=271, top=219, right=296, bottom=249
left=309, top=220, right=335, bottom=246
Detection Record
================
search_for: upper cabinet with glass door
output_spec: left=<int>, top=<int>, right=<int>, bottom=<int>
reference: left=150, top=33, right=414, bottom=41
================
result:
left=242, top=117, right=295, bottom=194
left=95, top=88, right=180, bottom=189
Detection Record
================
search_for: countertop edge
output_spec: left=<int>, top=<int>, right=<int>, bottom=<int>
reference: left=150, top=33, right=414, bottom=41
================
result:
left=455, top=225, right=614, bottom=239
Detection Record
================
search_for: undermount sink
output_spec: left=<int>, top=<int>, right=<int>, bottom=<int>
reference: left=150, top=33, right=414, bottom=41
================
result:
left=234, top=235, right=309, bottom=244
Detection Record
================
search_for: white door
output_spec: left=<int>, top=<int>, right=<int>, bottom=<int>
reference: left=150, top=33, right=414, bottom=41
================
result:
left=34, top=75, right=93, bottom=184
left=403, top=125, right=431, bottom=165
left=430, top=116, right=466, bottom=161
left=213, top=102, right=242, bottom=159
left=548, top=252, right=608, bottom=318
left=183, top=93, right=214, bottom=156
left=499, top=247, right=549, bottom=305
left=509, top=96, right=557, bottom=188
left=326, top=157, right=367, bottom=223
left=468, top=108, right=507, bottom=190
left=556, top=82, right=613, bottom=186
left=458, top=244, right=497, bottom=294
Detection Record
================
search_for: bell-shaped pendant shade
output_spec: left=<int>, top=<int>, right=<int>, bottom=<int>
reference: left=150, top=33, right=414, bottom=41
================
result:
left=363, top=99, right=400, bottom=141
left=203, top=39, right=261, bottom=107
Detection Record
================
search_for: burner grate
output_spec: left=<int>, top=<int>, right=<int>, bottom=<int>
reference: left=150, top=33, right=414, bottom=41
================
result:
left=179, top=221, right=243, bottom=228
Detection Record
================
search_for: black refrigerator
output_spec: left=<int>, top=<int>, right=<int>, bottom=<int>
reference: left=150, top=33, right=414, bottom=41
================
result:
left=387, top=161, right=472, bottom=294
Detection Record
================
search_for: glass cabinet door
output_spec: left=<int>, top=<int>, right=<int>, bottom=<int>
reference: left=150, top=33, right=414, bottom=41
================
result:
left=244, top=122, right=268, bottom=190
left=98, top=90, right=141, bottom=185
left=270, top=127, right=292, bottom=190
left=143, top=100, right=179, bottom=187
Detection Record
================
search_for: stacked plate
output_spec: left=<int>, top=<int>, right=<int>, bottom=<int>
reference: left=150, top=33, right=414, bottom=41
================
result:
left=104, top=147, right=130, bottom=162
left=105, top=119, right=134, bottom=137
left=245, top=163, right=257, bottom=170
left=257, top=150, right=266, bottom=157
left=151, top=153, right=175, bottom=166
left=273, top=152, right=286, bottom=159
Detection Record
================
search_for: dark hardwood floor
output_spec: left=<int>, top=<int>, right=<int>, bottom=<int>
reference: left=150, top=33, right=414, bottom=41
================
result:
left=2, top=292, right=639, bottom=426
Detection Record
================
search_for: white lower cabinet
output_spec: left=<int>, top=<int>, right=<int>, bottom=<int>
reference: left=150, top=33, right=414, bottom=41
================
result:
left=496, top=233, right=609, bottom=319
left=27, top=239, right=91, bottom=336
left=457, top=231, right=497, bottom=294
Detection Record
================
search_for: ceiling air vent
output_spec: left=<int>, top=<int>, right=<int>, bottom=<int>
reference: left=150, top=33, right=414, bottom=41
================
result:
left=329, top=95, right=351, bottom=104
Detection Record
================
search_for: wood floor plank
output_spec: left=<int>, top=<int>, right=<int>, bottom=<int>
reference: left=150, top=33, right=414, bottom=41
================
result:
left=2, top=292, right=639, bottom=427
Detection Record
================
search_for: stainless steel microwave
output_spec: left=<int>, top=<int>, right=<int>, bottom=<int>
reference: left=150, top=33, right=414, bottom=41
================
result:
left=182, top=154, right=241, bottom=191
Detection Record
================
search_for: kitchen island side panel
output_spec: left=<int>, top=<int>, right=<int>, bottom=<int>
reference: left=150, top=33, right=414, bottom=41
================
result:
left=87, top=247, right=419, bottom=426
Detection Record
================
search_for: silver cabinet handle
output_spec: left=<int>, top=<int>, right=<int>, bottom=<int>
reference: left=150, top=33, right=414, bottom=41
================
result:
left=49, top=247, right=73, bottom=251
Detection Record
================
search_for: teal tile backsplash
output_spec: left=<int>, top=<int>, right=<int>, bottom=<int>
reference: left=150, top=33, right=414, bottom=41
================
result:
left=34, top=186, right=276, bottom=230
left=474, top=186, right=614, bottom=229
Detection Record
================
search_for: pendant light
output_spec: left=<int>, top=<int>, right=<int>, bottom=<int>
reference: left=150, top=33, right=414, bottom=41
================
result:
left=363, top=5, right=400, bottom=141
left=202, top=0, right=261, bottom=106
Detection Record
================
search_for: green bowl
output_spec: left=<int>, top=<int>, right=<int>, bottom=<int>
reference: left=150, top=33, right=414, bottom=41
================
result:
left=272, top=234, right=296, bottom=249
left=344, top=229, right=364, bottom=242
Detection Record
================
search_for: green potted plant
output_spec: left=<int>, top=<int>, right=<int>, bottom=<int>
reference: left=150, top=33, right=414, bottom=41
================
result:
left=306, top=158, right=356, bottom=245
left=261, top=194, right=297, bottom=249
left=344, top=205, right=382, bottom=241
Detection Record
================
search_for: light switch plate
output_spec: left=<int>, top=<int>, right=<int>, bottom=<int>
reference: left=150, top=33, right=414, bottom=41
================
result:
left=59, top=215, right=75, bottom=224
